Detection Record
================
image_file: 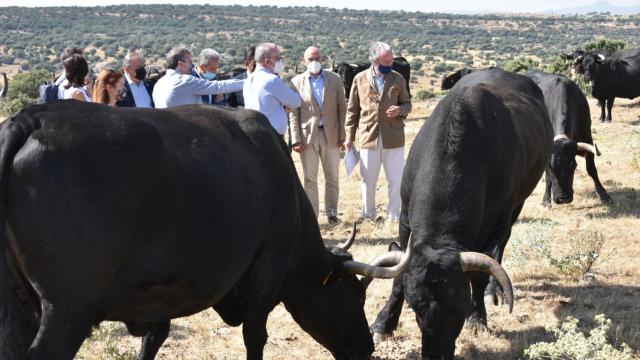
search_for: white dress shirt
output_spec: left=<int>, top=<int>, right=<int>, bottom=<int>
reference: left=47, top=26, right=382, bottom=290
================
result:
left=152, top=69, right=244, bottom=109
left=125, top=73, right=153, bottom=108
left=243, top=65, right=301, bottom=135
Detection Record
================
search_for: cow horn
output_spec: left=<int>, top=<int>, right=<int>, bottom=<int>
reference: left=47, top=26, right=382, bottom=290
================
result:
left=0, top=72, right=7, bottom=99
left=596, top=54, right=606, bottom=62
left=342, top=235, right=413, bottom=279
left=553, top=134, right=569, bottom=142
left=459, top=252, right=514, bottom=313
left=576, top=142, right=601, bottom=156
left=337, top=223, right=357, bottom=251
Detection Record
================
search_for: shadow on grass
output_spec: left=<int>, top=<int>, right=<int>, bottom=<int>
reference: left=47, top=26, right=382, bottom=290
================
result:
left=588, top=187, right=640, bottom=219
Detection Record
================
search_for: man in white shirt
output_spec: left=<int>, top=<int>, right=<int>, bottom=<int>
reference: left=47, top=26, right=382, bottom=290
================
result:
left=243, top=43, right=301, bottom=136
left=117, top=52, right=154, bottom=108
left=152, top=47, right=244, bottom=109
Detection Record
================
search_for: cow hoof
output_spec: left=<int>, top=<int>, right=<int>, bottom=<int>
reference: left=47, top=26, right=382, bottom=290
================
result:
left=539, top=202, right=551, bottom=210
left=464, top=318, right=489, bottom=334
left=600, top=194, right=613, bottom=204
left=372, top=332, right=391, bottom=344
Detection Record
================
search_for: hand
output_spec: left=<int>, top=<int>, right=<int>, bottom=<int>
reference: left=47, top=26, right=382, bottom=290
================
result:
left=386, top=105, right=402, bottom=118
left=343, top=140, right=353, bottom=150
left=285, top=106, right=292, bottom=113
left=292, top=142, right=305, bottom=153
left=215, top=94, right=224, bottom=103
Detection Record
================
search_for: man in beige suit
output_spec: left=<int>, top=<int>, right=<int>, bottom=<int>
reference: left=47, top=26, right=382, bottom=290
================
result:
left=344, top=42, right=412, bottom=223
left=290, top=46, right=346, bottom=224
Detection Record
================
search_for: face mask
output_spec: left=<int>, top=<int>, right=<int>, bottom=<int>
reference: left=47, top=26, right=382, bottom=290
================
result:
left=273, top=59, right=285, bottom=74
left=306, top=61, right=322, bottom=74
left=134, top=67, right=147, bottom=81
left=203, top=71, right=216, bottom=80
left=378, top=64, right=392, bottom=75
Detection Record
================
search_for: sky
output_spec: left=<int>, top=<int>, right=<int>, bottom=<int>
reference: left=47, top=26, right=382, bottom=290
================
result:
left=0, top=0, right=639, bottom=13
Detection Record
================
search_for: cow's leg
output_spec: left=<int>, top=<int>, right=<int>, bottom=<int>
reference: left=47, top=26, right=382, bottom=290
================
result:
left=132, top=320, right=171, bottom=360
left=598, top=97, right=606, bottom=122
left=466, top=273, right=490, bottom=332
left=585, top=153, right=612, bottom=203
left=370, top=210, right=410, bottom=341
left=606, top=96, right=615, bottom=122
left=541, top=168, right=552, bottom=207
left=27, top=302, right=94, bottom=359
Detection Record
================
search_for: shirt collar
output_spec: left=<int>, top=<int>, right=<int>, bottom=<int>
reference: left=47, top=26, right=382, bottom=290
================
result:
left=124, top=72, right=138, bottom=86
left=256, top=64, right=274, bottom=74
left=307, top=70, right=324, bottom=80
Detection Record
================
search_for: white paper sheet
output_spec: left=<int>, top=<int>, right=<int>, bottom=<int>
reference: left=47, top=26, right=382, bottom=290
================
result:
left=344, top=146, right=360, bottom=177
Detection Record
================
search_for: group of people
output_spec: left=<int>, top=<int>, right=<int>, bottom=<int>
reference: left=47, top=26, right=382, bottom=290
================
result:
left=56, top=41, right=412, bottom=225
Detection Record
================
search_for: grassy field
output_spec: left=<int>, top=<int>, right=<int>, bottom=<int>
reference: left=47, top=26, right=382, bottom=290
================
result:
left=70, top=96, right=640, bottom=359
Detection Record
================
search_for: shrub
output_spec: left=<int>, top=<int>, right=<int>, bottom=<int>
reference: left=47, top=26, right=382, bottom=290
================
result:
left=584, top=39, right=627, bottom=53
left=524, top=314, right=635, bottom=360
left=547, top=228, right=605, bottom=276
left=414, top=89, right=436, bottom=101
left=89, top=322, right=138, bottom=360
left=502, top=57, right=540, bottom=74
left=0, top=69, right=52, bottom=116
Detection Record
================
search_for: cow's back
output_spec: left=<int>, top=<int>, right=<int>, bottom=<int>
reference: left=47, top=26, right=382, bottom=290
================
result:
left=5, top=101, right=300, bottom=320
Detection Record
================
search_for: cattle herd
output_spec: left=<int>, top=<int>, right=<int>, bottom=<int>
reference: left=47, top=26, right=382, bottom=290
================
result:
left=0, top=46, right=636, bottom=360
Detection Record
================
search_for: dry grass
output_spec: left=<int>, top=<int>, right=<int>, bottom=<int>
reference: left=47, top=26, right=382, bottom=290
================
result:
left=75, top=98, right=640, bottom=359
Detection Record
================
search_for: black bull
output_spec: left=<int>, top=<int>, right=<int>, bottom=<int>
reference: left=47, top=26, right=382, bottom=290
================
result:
left=0, top=102, right=412, bottom=360
left=371, top=69, right=553, bottom=359
left=335, top=57, right=411, bottom=98
left=526, top=71, right=611, bottom=205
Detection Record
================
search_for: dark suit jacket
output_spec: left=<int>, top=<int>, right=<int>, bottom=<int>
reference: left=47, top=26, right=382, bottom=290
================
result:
left=116, top=79, right=155, bottom=108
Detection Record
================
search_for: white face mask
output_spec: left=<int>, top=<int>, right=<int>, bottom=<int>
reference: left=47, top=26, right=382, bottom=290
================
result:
left=306, top=61, right=322, bottom=74
left=273, top=59, right=285, bottom=74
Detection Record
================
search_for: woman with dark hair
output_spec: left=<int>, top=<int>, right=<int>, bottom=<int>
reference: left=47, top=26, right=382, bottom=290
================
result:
left=93, top=68, right=126, bottom=106
left=62, top=54, right=92, bottom=102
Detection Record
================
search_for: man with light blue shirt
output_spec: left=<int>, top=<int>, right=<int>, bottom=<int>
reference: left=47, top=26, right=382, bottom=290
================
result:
left=152, top=47, right=244, bottom=109
left=243, top=43, right=301, bottom=136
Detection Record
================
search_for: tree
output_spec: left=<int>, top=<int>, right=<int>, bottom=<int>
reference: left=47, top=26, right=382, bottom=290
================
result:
left=584, top=39, right=627, bottom=53
left=0, top=69, right=52, bottom=116
left=502, top=57, right=540, bottom=74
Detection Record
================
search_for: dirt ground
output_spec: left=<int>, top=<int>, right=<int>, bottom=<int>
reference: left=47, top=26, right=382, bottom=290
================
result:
left=70, top=96, right=640, bottom=359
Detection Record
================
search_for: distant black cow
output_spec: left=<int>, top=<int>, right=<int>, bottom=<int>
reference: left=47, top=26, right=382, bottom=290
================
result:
left=562, top=49, right=611, bottom=75
left=0, top=101, right=412, bottom=360
left=335, top=57, right=411, bottom=98
left=527, top=71, right=612, bottom=206
left=371, top=69, right=553, bottom=359
left=574, top=48, right=640, bottom=122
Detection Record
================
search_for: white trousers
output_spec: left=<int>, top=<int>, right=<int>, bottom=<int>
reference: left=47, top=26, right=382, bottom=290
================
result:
left=359, top=137, right=404, bottom=220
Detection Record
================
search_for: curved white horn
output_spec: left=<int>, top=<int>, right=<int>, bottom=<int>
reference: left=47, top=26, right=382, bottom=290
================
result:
left=576, top=142, right=601, bottom=156
left=342, top=235, right=413, bottom=279
left=459, top=252, right=514, bottom=313
left=337, top=223, right=357, bottom=251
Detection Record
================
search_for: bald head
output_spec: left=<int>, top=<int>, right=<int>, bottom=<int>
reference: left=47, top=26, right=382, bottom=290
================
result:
left=303, top=46, right=322, bottom=65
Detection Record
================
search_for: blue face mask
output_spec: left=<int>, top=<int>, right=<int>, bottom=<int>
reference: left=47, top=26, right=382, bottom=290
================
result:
left=378, top=64, right=392, bottom=75
left=203, top=72, right=216, bottom=80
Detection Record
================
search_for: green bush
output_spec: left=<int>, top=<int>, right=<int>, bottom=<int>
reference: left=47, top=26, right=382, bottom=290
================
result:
left=414, top=89, right=436, bottom=101
left=502, top=57, right=540, bottom=74
left=584, top=39, right=627, bottom=53
left=524, top=314, right=635, bottom=360
left=0, top=69, right=52, bottom=116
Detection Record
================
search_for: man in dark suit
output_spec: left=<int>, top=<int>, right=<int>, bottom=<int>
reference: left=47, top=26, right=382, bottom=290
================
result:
left=191, top=48, right=228, bottom=106
left=116, top=52, right=154, bottom=108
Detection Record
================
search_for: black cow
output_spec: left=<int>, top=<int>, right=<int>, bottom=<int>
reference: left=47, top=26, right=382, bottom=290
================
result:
left=370, top=69, right=553, bottom=359
left=0, top=101, right=411, bottom=360
left=527, top=71, right=611, bottom=206
left=441, top=68, right=497, bottom=90
left=562, top=49, right=611, bottom=75
left=335, top=57, right=411, bottom=98
left=575, top=48, right=640, bottom=122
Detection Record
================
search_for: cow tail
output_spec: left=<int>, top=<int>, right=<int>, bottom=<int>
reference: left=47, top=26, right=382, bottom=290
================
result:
left=0, top=113, right=33, bottom=359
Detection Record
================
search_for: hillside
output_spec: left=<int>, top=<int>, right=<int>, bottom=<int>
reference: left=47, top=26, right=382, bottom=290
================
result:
left=1, top=4, right=640, bottom=80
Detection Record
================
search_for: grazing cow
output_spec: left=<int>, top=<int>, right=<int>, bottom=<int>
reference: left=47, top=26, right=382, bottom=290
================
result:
left=335, top=57, right=411, bottom=98
left=370, top=69, right=553, bottom=359
left=0, top=101, right=411, bottom=360
left=575, top=48, right=640, bottom=122
left=527, top=71, right=611, bottom=205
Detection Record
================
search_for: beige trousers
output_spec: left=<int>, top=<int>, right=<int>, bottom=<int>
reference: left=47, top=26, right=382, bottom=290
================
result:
left=299, top=128, right=341, bottom=217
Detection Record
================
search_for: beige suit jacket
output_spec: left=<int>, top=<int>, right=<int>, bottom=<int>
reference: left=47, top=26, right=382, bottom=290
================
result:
left=345, top=68, right=412, bottom=149
left=289, top=70, right=346, bottom=147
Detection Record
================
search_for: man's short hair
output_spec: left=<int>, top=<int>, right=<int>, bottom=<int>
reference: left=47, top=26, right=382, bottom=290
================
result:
left=255, top=43, right=277, bottom=63
left=124, top=52, right=144, bottom=69
left=369, top=42, right=392, bottom=62
left=60, top=47, right=83, bottom=63
left=198, top=48, right=221, bottom=66
left=166, top=47, right=192, bottom=70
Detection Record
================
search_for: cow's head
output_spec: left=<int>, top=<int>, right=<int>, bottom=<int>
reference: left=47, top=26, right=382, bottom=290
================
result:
left=400, top=246, right=513, bottom=359
left=563, top=50, right=587, bottom=74
left=581, top=53, right=606, bottom=81
left=283, top=224, right=411, bottom=360
left=441, top=68, right=472, bottom=90
left=549, top=134, right=601, bottom=204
